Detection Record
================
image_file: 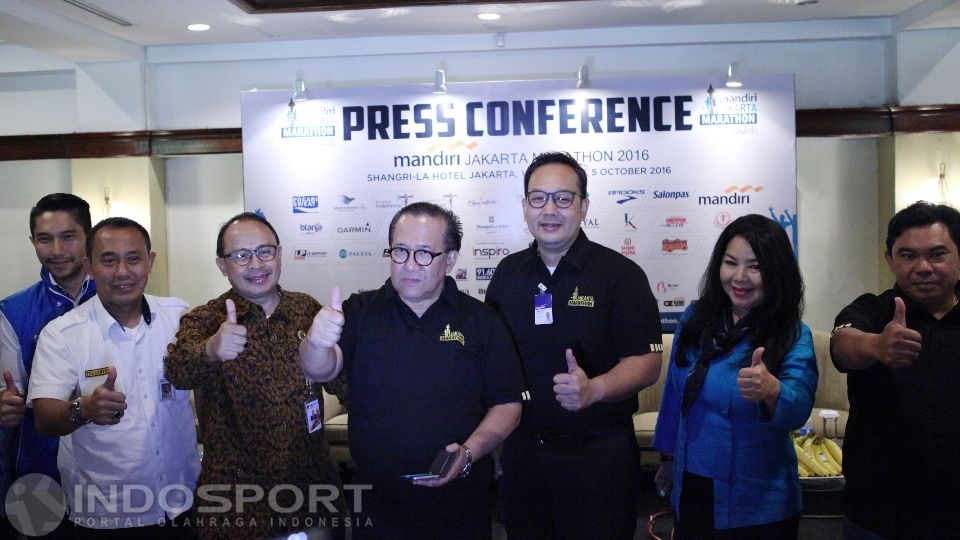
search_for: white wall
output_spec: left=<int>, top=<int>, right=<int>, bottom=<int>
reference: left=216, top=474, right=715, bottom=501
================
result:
left=164, top=154, right=243, bottom=308
left=797, top=138, right=882, bottom=333
left=0, top=160, right=72, bottom=297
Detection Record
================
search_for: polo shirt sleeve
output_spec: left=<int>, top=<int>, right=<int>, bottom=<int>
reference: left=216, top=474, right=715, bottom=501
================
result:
left=480, top=310, right=525, bottom=408
left=164, top=302, right=225, bottom=392
left=611, top=262, right=663, bottom=358
left=832, top=291, right=889, bottom=373
left=0, top=312, right=25, bottom=394
left=27, top=323, right=79, bottom=405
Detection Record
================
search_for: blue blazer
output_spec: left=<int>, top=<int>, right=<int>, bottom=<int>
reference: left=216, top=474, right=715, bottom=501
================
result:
left=652, top=303, right=818, bottom=529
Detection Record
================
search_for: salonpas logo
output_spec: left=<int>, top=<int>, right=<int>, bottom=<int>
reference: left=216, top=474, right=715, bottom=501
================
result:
left=439, top=324, right=465, bottom=346
left=567, top=287, right=595, bottom=308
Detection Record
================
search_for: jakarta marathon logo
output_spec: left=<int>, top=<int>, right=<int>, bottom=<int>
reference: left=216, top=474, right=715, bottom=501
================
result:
left=699, top=84, right=759, bottom=127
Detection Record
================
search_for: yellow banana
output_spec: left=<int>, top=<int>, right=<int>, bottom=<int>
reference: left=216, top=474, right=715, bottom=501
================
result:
left=794, top=439, right=830, bottom=476
left=822, top=437, right=843, bottom=468
left=812, top=438, right=840, bottom=476
left=801, top=436, right=833, bottom=476
left=798, top=462, right=810, bottom=477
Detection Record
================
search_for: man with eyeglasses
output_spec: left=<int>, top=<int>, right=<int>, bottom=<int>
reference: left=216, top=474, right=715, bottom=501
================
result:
left=485, top=151, right=662, bottom=539
left=165, top=212, right=347, bottom=540
left=300, top=202, right=524, bottom=538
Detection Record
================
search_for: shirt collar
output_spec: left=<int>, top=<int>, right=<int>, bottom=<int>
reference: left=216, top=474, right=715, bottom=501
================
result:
left=40, top=267, right=93, bottom=305
left=225, top=286, right=288, bottom=322
left=383, top=276, right=460, bottom=314
left=891, top=281, right=960, bottom=318
left=93, top=295, right=154, bottom=336
left=528, top=229, right=590, bottom=273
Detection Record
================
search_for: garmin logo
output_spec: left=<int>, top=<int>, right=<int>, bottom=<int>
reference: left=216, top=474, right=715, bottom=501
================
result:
left=335, top=223, right=372, bottom=234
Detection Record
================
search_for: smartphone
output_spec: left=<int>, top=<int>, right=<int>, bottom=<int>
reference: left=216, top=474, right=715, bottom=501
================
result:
left=401, top=448, right=459, bottom=481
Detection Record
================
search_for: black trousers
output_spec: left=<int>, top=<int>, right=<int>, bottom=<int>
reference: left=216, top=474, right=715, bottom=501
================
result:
left=676, top=471, right=799, bottom=540
left=500, top=422, right=640, bottom=540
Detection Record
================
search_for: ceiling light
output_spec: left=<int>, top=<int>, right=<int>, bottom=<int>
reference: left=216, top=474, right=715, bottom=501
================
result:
left=292, top=78, right=308, bottom=102
left=725, top=61, right=742, bottom=88
left=187, top=23, right=211, bottom=32
left=432, top=69, right=447, bottom=95
left=478, top=13, right=501, bottom=21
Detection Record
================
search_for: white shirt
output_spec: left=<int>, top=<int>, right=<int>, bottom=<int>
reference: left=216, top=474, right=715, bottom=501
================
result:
left=0, top=312, right=25, bottom=393
left=28, top=295, right=200, bottom=529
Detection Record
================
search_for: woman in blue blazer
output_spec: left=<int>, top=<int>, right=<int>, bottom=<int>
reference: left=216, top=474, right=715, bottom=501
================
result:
left=653, top=214, right=818, bottom=539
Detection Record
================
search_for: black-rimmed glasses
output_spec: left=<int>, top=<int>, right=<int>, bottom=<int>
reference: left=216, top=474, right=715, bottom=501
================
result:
left=387, top=247, right=444, bottom=266
left=221, top=245, right=278, bottom=266
left=525, top=190, right=580, bottom=209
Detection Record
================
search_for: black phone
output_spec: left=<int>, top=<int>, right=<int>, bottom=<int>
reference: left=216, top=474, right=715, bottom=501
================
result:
left=400, top=448, right=459, bottom=481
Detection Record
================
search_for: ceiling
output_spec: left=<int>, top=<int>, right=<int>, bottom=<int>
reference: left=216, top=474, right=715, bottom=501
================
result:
left=1, top=0, right=958, bottom=59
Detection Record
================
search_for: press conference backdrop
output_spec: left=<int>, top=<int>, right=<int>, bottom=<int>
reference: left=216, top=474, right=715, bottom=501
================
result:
left=240, top=76, right=796, bottom=330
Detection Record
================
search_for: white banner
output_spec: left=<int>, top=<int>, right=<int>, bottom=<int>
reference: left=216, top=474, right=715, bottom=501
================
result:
left=241, top=76, right=796, bottom=330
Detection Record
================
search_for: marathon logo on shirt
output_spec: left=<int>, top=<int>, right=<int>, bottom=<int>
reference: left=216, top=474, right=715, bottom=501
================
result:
left=567, top=287, right=595, bottom=308
left=439, top=324, right=465, bottom=346
left=84, top=367, right=110, bottom=378
left=651, top=343, right=664, bottom=353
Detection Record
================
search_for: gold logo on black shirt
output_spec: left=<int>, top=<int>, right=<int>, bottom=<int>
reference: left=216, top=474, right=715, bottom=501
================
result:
left=567, top=287, right=595, bottom=308
left=439, top=324, right=466, bottom=346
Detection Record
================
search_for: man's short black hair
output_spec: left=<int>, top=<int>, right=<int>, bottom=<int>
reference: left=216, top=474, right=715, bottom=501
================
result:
left=216, top=212, right=281, bottom=257
left=886, top=201, right=960, bottom=253
left=86, top=217, right=151, bottom=258
left=523, top=151, right=588, bottom=197
left=30, top=193, right=92, bottom=236
left=387, top=202, right=463, bottom=252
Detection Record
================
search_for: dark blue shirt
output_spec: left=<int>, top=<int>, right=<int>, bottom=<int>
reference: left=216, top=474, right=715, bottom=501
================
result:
left=0, top=268, right=95, bottom=483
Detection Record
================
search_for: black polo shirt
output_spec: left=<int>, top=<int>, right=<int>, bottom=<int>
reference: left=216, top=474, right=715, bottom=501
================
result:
left=339, top=276, right=524, bottom=525
left=485, top=230, right=662, bottom=433
left=833, top=283, right=960, bottom=536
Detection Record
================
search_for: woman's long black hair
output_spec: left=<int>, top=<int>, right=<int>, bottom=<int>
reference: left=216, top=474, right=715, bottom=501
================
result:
left=675, top=214, right=804, bottom=374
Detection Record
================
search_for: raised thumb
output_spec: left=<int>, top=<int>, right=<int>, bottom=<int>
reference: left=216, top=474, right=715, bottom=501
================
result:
left=565, top=348, right=580, bottom=373
left=751, top=347, right=765, bottom=368
left=3, top=370, right=18, bottom=395
left=226, top=298, right=237, bottom=324
left=103, top=366, right=117, bottom=391
left=330, top=286, right=343, bottom=312
left=893, top=296, right=907, bottom=327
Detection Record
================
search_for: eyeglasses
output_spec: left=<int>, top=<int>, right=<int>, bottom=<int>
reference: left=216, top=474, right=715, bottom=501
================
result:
left=222, top=245, right=278, bottom=266
left=525, top=190, right=580, bottom=209
left=387, top=247, right=445, bottom=266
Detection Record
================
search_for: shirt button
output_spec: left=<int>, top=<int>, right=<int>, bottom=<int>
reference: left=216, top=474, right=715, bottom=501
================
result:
left=156, top=450, right=160, bottom=455
left=144, top=394, right=149, bottom=399
left=151, top=422, right=156, bottom=427
left=138, top=369, right=143, bottom=374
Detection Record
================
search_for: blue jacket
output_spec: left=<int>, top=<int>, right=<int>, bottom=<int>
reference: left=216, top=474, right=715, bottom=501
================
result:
left=0, top=268, right=95, bottom=481
left=652, top=303, right=818, bottom=529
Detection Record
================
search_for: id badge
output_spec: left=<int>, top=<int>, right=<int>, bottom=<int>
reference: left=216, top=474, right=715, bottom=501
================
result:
left=534, top=293, right=553, bottom=325
left=159, top=374, right=173, bottom=401
left=304, top=397, right=322, bottom=434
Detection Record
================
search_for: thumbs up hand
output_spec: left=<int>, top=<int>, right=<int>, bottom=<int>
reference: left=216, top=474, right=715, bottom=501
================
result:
left=205, top=298, right=248, bottom=362
left=737, top=347, right=779, bottom=402
left=553, top=348, right=596, bottom=411
left=879, top=297, right=922, bottom=368
left=305, top=287, right=345, bottom=349
left=85, top=366, right=127, bottom=425
left=0, top=370, right=26, bottom=427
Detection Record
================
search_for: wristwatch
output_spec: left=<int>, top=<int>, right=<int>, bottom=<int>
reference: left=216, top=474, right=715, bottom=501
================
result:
left=460, top=445, right=473, bottom=478
left=68, top=398, right=89, bottom=426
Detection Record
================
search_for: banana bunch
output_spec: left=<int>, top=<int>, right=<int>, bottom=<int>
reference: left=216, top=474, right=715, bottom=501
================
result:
left=794, top=433, right=842, bottom=477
